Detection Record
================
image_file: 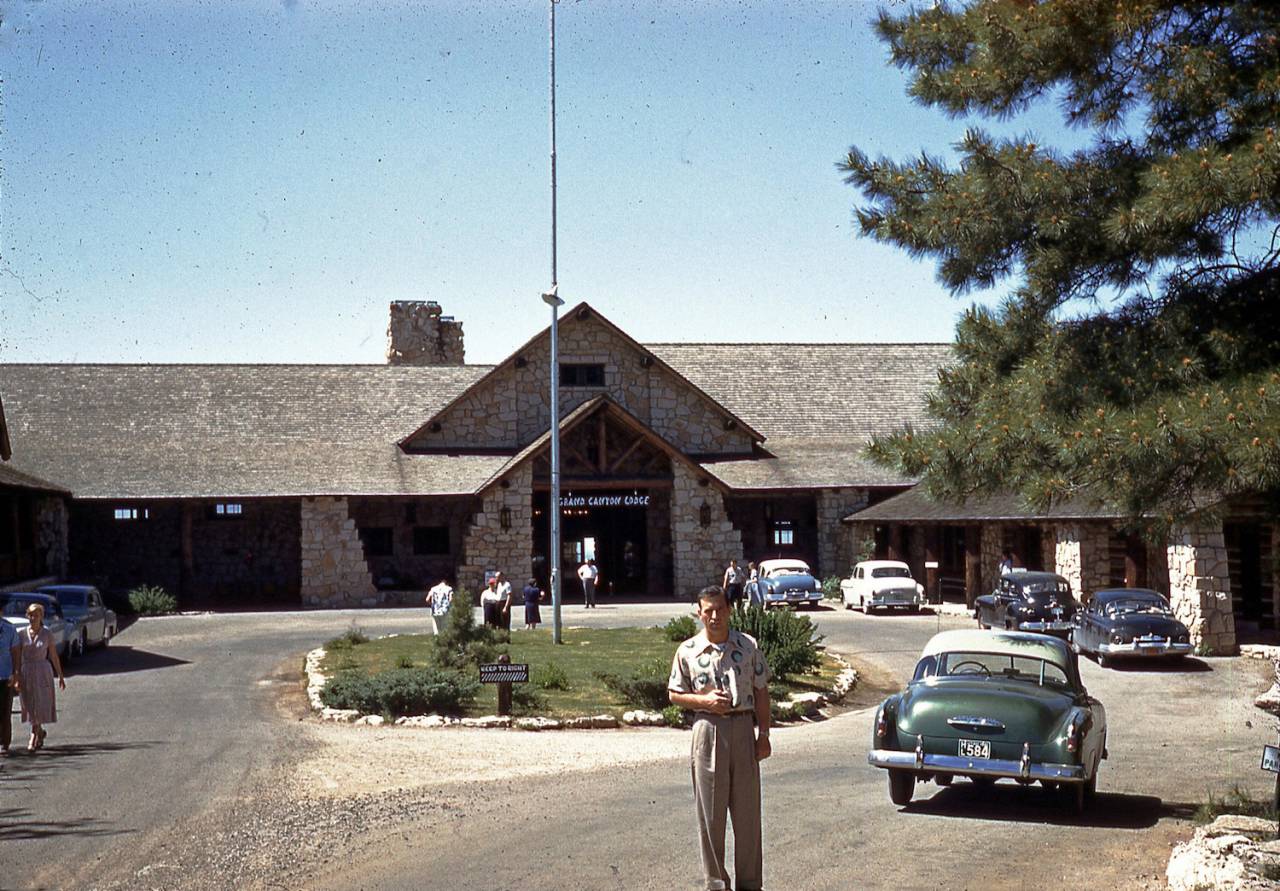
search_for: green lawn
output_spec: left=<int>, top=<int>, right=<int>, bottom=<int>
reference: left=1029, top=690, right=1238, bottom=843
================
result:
left=319, top=626, right=844, bottom=719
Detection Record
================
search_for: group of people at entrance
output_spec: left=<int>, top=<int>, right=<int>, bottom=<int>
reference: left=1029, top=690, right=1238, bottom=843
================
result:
left=721, top=559, right=761, bottom=607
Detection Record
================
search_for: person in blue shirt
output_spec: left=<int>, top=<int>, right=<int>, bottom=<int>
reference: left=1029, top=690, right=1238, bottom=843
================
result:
left=0, top=617, right=18, bottom=756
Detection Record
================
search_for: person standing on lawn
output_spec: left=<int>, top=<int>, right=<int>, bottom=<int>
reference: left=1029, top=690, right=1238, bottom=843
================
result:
left=425, top=578, right=454, bottom=635
left=480, top=576, right=504, bottom=629
left=522, top=578, right=544, bottom=630
left=493, top=571, right=513, bottom=631
left=668, top=585, right=771, bottom=891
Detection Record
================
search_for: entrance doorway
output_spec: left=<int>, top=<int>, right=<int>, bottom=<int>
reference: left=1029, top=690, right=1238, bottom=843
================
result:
left=533, top=489, right=670, bottom=598
left=1224, top=522, right=1276, bottom=631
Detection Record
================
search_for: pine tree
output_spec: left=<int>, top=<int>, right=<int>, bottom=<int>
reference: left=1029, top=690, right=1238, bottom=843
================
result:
left=842, top=0, right=1280, bottom=526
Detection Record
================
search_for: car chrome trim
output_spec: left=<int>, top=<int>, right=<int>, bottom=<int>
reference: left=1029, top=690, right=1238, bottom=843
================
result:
left=868, top=749, right=1086, bottom=783
left=1019, top=620, right=1074, bottom=631
left=1096, top=641, right=1193, bottom=656
left=914, top=735, right=924, bottom=769
left=946, top=716, right=1006, bottom=731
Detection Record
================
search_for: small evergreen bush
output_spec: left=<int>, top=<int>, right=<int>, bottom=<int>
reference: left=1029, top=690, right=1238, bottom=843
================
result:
left=821, top=576, right=842, bottom=600
left=595, top=660, right=671, bottom=711
left=511, top=684, right=546, bottom=715
left=433, top=588, right=504, bottom=670
left=662, top=704, right=687, bottom=727
left=321, top=667, right=479, bottom=717
left=533, top=661, right=571, bottom=690
left=730, top=604, right=824, bottom=681
left=661, top=614, right=698, bottom=642
left=325, top=625, right=369, bottom=650
left=127, top=585, right=177, bottom=616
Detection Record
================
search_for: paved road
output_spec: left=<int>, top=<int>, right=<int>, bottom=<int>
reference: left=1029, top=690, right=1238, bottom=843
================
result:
left=2, top=603, right=1273, bottom=890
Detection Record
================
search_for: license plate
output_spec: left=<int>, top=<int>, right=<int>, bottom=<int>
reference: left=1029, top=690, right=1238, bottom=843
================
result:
left=958, top=739, right=990, bottom=759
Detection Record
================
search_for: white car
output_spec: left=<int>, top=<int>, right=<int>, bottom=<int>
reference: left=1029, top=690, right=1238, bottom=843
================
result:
left=39, top=584, right=118, bottom=650
left=841, top=560, right=925, bottom=613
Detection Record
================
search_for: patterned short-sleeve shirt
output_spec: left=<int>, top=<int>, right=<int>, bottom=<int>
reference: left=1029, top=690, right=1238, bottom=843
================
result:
left=669, top=629, right=771, bottom=713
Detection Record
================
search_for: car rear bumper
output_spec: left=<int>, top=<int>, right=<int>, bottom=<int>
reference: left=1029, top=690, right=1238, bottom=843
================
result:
left=1097, top=641, right=1193, bottom=657
left=869, top=593, right=923, bottom=608
left=867, top=748, right=1086, bottom=783
left=768, top=593, right=820, bottom=605
left=1018, top=620, right=1074, bottom=633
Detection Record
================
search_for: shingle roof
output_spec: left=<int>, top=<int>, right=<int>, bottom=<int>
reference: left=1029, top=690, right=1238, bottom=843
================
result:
left=1, top=365, right=505, bottom=499
left=845, top=487, right=1124, bottom=523
left=648, top=343, right=951, bottom=437
left=0, top=462, right=69, bottom=494
left=1, top=341, right=952, bottom=499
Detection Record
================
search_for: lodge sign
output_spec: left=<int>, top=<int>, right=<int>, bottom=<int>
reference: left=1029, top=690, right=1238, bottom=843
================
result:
left=560, top=493, right=651, bottom=509
left=480, top=663, right=530, bottom=684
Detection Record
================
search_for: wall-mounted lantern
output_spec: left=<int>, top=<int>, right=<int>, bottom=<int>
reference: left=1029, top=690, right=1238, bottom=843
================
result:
left=699, top=503, right=712, bottom=528
left=500, top=507, right=512, bottom=530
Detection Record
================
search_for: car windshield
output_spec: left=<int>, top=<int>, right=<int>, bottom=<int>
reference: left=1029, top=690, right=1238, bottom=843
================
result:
left=1105, top=598, right=1171, bottom=617
left=1, top=599, right=47, bottom=618
left=1020, top=580, right=1070, bottom=601
left=54, top=591, right=87, bottom=608
left=871, top=567, right=911, bottom=579
left=913, top=650, right=1071, bottom=689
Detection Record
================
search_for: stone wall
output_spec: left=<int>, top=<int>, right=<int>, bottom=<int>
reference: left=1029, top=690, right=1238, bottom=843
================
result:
left=300, top=497, right=376, bottom=607
left=404, top=312, right=755, bottom=456
left=1053, top=523, right=1111, bottom=601
left=816, top=488, right=868, bottom=580
left=1167, top=520, right=1237, bottom=655
left=347, top=496, right=476, bottom=590
left=35, top=495, right=69, bottom=579
left=980, top=524, right=1003, bottom=595
left=671, top=462, right=742, bottom=600
left=70, top=502, right=183, bottom=596
left=386, top=300, right=464, bottom=366
left=186, top=500, right=300, bottom=603
left=458, top=465, right=534, bottom=597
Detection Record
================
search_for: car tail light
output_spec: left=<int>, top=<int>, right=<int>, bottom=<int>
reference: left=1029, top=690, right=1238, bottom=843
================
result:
left=1065, top=716, right=1079, bottom=754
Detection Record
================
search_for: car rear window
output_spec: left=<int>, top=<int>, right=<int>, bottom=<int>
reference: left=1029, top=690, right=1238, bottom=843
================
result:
left=914, top=651, right=1070, bottom=688
left=871, top=567, right=911, bottom=579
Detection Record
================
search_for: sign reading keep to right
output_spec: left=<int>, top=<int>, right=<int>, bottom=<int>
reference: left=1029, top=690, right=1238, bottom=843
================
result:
left=480, top=663, right=530, bottom=684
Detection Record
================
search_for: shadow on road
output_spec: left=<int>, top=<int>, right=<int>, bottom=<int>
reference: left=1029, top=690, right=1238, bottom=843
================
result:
left=69, top=646, right=191, bottom=676
left=0, top=805, right=135, bottom=841
left=0, top=740, right=162, bottom=778
left=1091, top=656, right=1213, bottom=673
left=902, top=782, right=1197, bottom=828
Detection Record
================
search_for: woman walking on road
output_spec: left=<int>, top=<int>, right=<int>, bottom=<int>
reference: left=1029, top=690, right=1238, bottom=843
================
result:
left=17, top=602, right=65, bottom=752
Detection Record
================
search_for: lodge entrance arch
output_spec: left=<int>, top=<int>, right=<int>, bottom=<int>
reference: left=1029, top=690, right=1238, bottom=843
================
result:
left=528, top=400, right=675, bottom=599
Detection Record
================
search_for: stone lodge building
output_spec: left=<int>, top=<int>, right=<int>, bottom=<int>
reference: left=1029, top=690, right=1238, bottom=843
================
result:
left=0, top=301, right=1267, bottom=652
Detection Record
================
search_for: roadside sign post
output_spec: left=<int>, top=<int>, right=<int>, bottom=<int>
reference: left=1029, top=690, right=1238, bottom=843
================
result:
left=1259, top=742, right=1280, bottom=838
left=480, top=653, right=530, bottom=717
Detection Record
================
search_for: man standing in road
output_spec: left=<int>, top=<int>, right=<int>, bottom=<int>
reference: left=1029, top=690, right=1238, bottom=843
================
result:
left=0, top=616, right=16, bottom=756
left=425, top=577, right=454, bottom=635
left=668, top=585, right=771, bottom=891
left=577, top=559, right=599, bottom=609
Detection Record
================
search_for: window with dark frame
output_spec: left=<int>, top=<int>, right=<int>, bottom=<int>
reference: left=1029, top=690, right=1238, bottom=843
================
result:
left=771, top=520, right=795, bottom=546
left=113, top=507, right=151, bottom=521
left=360, top=527, right=394, bottom=557
left=413, top=526, right=450, bottom=556
left=208, top=502, right=244, bottom=519
left=559, top=363, right=606, bottom=387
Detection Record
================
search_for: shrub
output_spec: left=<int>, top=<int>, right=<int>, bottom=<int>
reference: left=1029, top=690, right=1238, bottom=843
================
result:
left=511, top=684, right=546, bottom=715
left=730, top=604, right=824, bottom=681
left=662, top=704, right=687, bottom=727
left=325, top=625, right=369, bottom=651
left=771, top=699, right=804, bottom=722
left=321, top=666, right=479, bottom=717
left=533, top=661, right=571, bottom=691
left=395, top=654, right=415, bottom=669
left=821, top=576, right=842, bottom=600
left=127, top=585, right=177, bottom=616
left=661, top=614, right=698, bottom=642
left=595, top=660, right=672, bottom=711
left=433, top=588, right=503, bottom=670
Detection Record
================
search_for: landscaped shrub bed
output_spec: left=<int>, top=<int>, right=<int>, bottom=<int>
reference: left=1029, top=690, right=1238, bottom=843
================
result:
left=127, top=585, right=177, bottom=616
left=320, top=666, right=480, bottom=717
left=729, top=604, right=825, bottom=681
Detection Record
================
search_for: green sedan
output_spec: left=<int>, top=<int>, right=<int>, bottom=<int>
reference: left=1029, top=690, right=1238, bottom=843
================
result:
left=867, top=629, right=1107, bottom=813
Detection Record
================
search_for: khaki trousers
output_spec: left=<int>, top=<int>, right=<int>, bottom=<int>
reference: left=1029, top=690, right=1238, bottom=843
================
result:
left=691, top=712, right=762, bottom=891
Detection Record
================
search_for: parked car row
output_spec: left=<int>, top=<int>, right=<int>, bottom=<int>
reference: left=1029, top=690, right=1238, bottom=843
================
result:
left=0, top=585, right=117, bottom=664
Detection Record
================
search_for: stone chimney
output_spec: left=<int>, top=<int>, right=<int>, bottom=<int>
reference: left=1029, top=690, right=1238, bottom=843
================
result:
left=386, top=301, right=465, bottom=366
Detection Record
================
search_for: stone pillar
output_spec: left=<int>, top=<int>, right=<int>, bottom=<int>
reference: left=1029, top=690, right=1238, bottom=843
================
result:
left=980, top=524, right=1003, bottom=594
left=671, top=463, right=742, bottom=601
left=34, top=495, right=69, bottom=579
left=458, top=465, right=534, bottom=597
left=300, top=497, right=376, bottom=607
left=1166, top=520, right=1237, bottom=655
left=1053, top=523, right=1110, bottom=602
left=386, top=301, right=465, bottom=366
left=964, top=525, right=982, bottom=607
left=816, top=488, right=868, bottom=580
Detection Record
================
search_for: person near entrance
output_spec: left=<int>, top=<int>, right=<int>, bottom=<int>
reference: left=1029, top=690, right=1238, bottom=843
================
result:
left=425, top=578, right=454, bottom=635
left=998, top=550, right=1015, bottom=576
left=722, top=560, right=745, bottom=608
left=668, top=586, right=772, bottom=891
left=522, top=578, right=544, bottom=630
left=481, top=576, right=508, bottom=629
left=578, top=559, right=599, bottom=608
left=494, top=572, right=513, bottom=630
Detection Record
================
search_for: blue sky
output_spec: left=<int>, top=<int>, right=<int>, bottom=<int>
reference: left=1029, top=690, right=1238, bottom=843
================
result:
left=0, top=0, right=1086, bottom=365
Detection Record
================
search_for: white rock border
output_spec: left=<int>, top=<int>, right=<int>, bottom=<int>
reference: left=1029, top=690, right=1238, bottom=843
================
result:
left=303, top=643, right=858, bottom=730
left=1166, top=815, right=1280, bottom=891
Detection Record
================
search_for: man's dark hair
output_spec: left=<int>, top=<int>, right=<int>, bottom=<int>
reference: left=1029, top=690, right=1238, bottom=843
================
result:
left=697, top=585, right=728, bottom=608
